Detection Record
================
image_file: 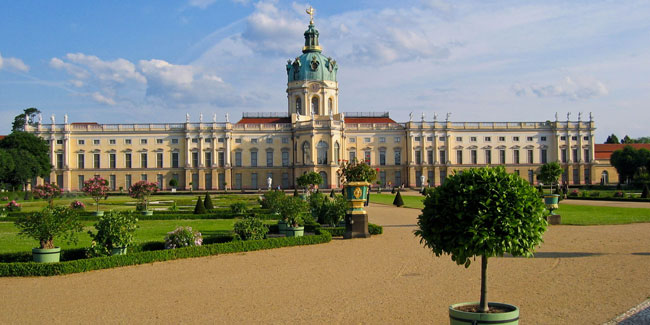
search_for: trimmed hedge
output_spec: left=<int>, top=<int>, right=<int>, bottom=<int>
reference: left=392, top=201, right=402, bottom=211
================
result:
left=267, top=223, right=383, bottom=237
left=4, top=208, right=277, bottom=222
left=0, top=230, right=331, bottom=277
left=564, top=196, right=650, bottom=203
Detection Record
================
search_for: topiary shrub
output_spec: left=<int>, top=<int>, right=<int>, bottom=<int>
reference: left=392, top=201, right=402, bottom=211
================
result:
left=393, top=190, right=404, bottom=207
left=233, top=216, right=269, bottom=241
left=230, top=202, right=248, bottom=214
left=194, top=196, right=206, bottom=214
left=203, top=193, right=214, bottom=210
left=415, top=166, right=547, bottom=313
left=642, top=184, right=649, bottom=198
left=260, top=190, right=285, bottom=214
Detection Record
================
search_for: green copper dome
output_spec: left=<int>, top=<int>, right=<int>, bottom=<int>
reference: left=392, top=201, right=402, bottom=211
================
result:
left=286, top=22, right=338, bottom=82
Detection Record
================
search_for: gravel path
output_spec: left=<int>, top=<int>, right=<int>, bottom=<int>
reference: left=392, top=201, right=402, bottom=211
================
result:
left=1, top=204, right=649, bottom=324
left=560, top=199, right=650, bottom=209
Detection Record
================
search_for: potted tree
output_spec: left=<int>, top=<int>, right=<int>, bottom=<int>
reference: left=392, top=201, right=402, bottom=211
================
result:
left=537, top=162, right=563, bottom=224
left=278, top=195, right=308, bottom=237
left=336, top=159, right=377, bottom=238
left=32, top=183, right=62, bottom=208
left=169, top=178, right=178, bottom=193
left=14, top=206, right=83, bottom=262
left=260, top=190, right=287, bottom=234
left=128, top=180, right=159, bottom=216
left=82, top=176, right=110, bottom=217
left=297, top=172, right=323, bottom=196
left=87, top=210, right=138, bottom=256
left=415, top=166, right=547, bottom=324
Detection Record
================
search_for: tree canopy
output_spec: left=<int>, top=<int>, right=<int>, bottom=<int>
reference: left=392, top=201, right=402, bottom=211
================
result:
left=12, top=108, right=41, bottom=132
left=610, top=145, right=650, bottom=184
left=0, top=132, right=51, bottom=190
left=605, top=134, right=619, bottom=144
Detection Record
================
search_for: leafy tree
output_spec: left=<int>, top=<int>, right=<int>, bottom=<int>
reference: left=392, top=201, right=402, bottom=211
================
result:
left=393, top=190, right=404, bottom=207
left=194, top=196, right=206, bottom=214
left=621, top=135, right=634, bottom=144
left=0, top=132, right=51, bottom=190
left=296, top=172, right=323, bottom=191
left=537, top=162, right=563, bottom=194
left=604, top=134, right=619, bottom=144
left=12, top=107, right=41, bottom=132
left=203, top=192, right=214, bottom=210
left=0, top=149, right=16, bottom=189
left=610, top=146, right=644, bottom=184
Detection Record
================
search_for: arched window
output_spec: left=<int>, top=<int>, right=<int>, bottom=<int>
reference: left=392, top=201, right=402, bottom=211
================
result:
left=319, top=171, right=328, bottom=188
left=328, top=98, right=333, bottom=114
left=302, top=142, right=310, bottom=165
left=334, top=141, right=340, bottom=163
left=317, top=141, right=329, bottom=165
left=311, top=96, right=319, bottom=115
left=601, top=171, right=609, bottom=185
left=295, top=97, right=302, bottom=115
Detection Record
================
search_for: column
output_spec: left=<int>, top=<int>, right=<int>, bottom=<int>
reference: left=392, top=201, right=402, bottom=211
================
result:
left=185, top=135, right=191, bottom=167
left=198, top=134, right=204, bottom=167
left=225, top=135, right=231, bottom=167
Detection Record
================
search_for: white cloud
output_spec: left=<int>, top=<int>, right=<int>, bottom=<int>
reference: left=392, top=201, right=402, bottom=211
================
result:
left=0, top=52, right=29, bottom=72
left=91, top=92, right=116, bottom=105
left=516, top=76, right=609, bottom=100
left=187, top=0, right=248, bottom=9
left=62, top=53, right=146, bottom=84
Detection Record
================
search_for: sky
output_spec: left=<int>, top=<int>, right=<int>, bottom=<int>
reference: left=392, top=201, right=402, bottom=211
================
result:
left=1, top=0, right=649, bottom=142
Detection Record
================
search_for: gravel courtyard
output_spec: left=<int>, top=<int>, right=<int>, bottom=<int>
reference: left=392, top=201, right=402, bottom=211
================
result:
left=1, top=203, right=649, bottom=324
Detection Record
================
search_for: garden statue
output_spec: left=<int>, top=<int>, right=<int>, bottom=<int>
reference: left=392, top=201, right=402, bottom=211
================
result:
left=409, top=112, right=413, bottom=121
left=199, top=112, right=203, bottom=122
left=433, top=112, right=438, bottom=122
left=50, top=114, right=55, bottom=124
left=420, top=174, right=426, bottom=188
left=186, top=113, right=190, bottom=123
left=225, top=112, right=229, bottom=123
left=578, top=112, right=582, bottom=121
left=446, top=112, right=451, bottom=122
left=555, top=112, right=558, bottom=121
left=213, top=113, right=217, bottom=122
left=421, top=112, right=425, bottom=121
left=589, top=112, right=593, bottom=121
left=267, top=176, right=273, bottom=190
left=567, top=112, right=571, bottom=121
left=38, top=113, right=42, bottom=124
left=64, top=114, right=68, bottom=124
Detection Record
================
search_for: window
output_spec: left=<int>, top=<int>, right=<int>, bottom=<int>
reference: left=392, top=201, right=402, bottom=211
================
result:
left=528, top=170, right=534, bottom=184
left=282, top=172, right=289, bottom=188
left=205, top=152, right=212, bottom=167
left=125, top=139, right=132, bottom=144
left=192, top=138, right=198, bottom=143
left=78, top=154, right=85, bottom=169
left=572, top=148, right=579, bottom=162
left=439, top=137, right=445, bottom=141
left=394, top=137, right=401, bottom=143
left=561, top=149, right=567, bottom=163
left=427, top=150, right=433, bottom=164
left=192, top=152, right=198, bottom=167
left=527, top=137, right=533, bottom=141
left=94, top=153, right=100, bottom=168
left=583, top=136, right=589, bottom=140
left=141, top=174, right=147, bottom=181
left=584, top=149, right=590, bottom=163
left=302, top=142, right=310, bottom=164
left=56, top=153, right=63, bottom=169
left=415, top=150, right=421, bottom=164
left=282, top=137, right=289, bottom=144
left=78, top=175, right=85, bottom=190
left=470, top=137, right=477, bottom=142
left=235, top=152, right=242, bottom=167
left=158, top=174, right=164, bottom=190
left=414, top=137, right=421, bottom=142
left=379, top=150, right=386, bottom=166
left=172, top=152, right=179, bottom=168
left=560, top=136, right=566, bottom=141
left=93, top=139, right=100, bottom=145
left=282, top=151, right=289, bottom=167
left=364, top=137, right=371, bottom=143
left=157, top=153, right=163, bottom=168
left=266, top=138, right=273, bottom=144
left=317, top=141, right=328, bottom=165
left=471, top=150, right=477, bottom=164
left=205, top=138, right=211, bottom=143
left=266, top=150, right=273, bottom=167
left=527, top=150, right=533, bottom=164
left=141, top=153, right=148, bottom=168
left=456, top=137, right=462, bottom=142
left=541, top=149, right=548, bottom=164
left=328, top=98, right=333, bottom=114
left=541, top=136, right=547, bottom=141
left=571, top=136, right=577, bottom=141
left=514, top=150, right=520, bottom=164
left=379, top=137, right=386, bottom=143
left=584, top=168, right=591, bottom=184
left=235, top=138, right=242, bottom=144
left=426, top=136, right=433, bottom=142
left=394, top=150, right=401, bottom=165
left=395, top=171, right=401, bottom=187
left=125, top=175, right=132, bottom=189
left=349, top=138, right=356, bottom=143
left=172, top=138, right=179, bottom=144
left=514, top=170, right=520, bottom=176
left=311, top=97, right=320, bottom=115
left=484, top=137, right=491, bottom=142
left=140, top=139, right=147, bottom=145
left=439, top=150, right=446, bottom=164
left=110, top=175, right=116, bottom=191
left=217, top=138, right=224, bottom=143
left=218, top=152, right=225, bottom=167
left=125, top=153, right=132, bottom=168
left=499, top=150, right=506, bottom=164
left=235, top=173, right=242, bottom=189
left=334, top=142, right=340, bottom=163
left=109, top=153, right=116, bottom=169
left=251, top=151, right=258, bottom=167
left=485, top=150, right=492, bottom=164
left=295, top=97, right=302, bottom=115
left=78, top=140, right=85, bottom=145
left=349, top=151, right=356, bottom=162
left=513, top=136, right=520, bottom=142
left=156, top=139, right=163, bottom=144
left=456, top=150, right=463, bottom=164
left=364, top=150, right=371, bottom=164
left=251, top=138, right=258, bottom=144
left=498, top=136, right=505, bottom=142
left=251, top=173, right=258, bottom=189
left=380, top=171, right=387, bottom=186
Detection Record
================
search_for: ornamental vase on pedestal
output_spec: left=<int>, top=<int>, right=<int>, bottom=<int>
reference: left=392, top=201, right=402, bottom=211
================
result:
left=343, top=181, right=371, bottom=239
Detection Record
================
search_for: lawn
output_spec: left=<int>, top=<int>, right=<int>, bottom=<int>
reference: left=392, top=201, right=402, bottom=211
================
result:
left=370, top=193, right=650, bottom=225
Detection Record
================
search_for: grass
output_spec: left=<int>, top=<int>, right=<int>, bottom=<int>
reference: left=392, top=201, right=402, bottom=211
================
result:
left=370, top=193, right=425, bottom=209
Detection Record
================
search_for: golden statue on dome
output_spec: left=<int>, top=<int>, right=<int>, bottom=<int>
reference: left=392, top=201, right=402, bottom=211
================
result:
left=306, top=6, right=315, bottom=24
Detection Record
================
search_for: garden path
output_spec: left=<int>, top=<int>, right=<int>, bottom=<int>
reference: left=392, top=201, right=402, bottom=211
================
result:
left=1, top=204, right=649, bottom=324
left=561, top=199, right=650, bottom=209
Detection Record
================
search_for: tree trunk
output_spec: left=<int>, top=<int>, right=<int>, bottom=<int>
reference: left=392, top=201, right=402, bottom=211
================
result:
left=479, top=255, right=489, bottom=313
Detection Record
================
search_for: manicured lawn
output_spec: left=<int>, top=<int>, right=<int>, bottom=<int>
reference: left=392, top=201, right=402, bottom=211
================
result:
left=370, top=193, right=424, bottom=209
left=0, top=219, right=239, bottom=254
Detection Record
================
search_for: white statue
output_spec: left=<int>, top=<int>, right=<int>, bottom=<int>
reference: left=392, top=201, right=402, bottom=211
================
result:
left=38, top=113, right=42, bottom=124
left=267, top=177, right=273, bottom=190
left=213, top=113, right=217, bottom=123
left=433, top=112, right=438, bottom=121
left=409, top=112, right=413, bottom=121
left=567, top=112, right=571, bottom=121
left=199, top=113, right=203, bottom=123
left=64, top=114, right=68, bottom=124
left=329, top=108, right=333, bottom=120
left=186, top=113, right=190, bottom=123
left=589, top=112, right=593, bottom=121
left=555, top=112, right=558, bottom=121
left=446, top=112, right=451, bottom=122
left=225, top=113, right=230, bottom=123
left=310, top=109, right=314, bottom=119
left=578, top=112, right=582, bottom=121
left=50, top=114, right=55, bottom=124
left=421, top=112, right=425, bottom=121
left=420, top=174, right=426, bottom=187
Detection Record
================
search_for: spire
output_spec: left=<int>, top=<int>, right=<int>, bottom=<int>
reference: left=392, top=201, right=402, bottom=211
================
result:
left=302, top=6, right=322, bottom=53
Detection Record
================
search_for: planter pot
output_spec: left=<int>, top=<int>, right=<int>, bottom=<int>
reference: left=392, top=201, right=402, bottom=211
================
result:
left=32, top=247, right=61, bottom=263
left=543, top=194, right=559, bottom=211
left=285, top=226, right=304, bottom=237
left=111, top=246, right=128, bottom=256
left=94, top=211, right=104, bottom=217
left=344, top=182, right=371, bottom=239
left=141, top=210, right=153, bottom=216
left=277, top=220, right=288, bottom=235
left=449, top=302, right=519, bottom=325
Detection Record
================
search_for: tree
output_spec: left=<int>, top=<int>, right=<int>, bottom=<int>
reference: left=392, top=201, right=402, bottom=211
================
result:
left=393, top=190, right=404, bottom=207
left=296, top=172, right=323, bottom=191
left=604, top=134, right=619, bottom=144
left=621, top=135, right=634, bottom=144
left=0, top=132, right=51, bottom=190
left=203, top=192, right=214, bottom=210
left=194, top=196, right=206, bottom=214
left=610, top=146, right=644, bottom=184
left=12, top=108, right=41, bottom=132
left=82, top=176, right=110, bottom=213
left=537, top=162, right=563, bottom=194
left=0, top=150, right=16, bottom=189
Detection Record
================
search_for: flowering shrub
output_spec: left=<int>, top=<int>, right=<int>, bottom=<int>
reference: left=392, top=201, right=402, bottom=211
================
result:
left=6, top=200, right=21, bottom=212
left=129, top=181, right=158, bottom=211
left=164, top=226, right=203, bottom=249
left=32, top=183, right=62, bottom=207
left=87, top=211, right=139, bottom=256
left=70, top=200, right=86, bottom=210
left=337, top=159, right=377, bottom=183
left=1, top=196, right=8, bottom=201
left=82, top=176, right=110, bottom=213
left=614, top=191, right=625, bottom=198
left=569, top=189, right=580, bottom=197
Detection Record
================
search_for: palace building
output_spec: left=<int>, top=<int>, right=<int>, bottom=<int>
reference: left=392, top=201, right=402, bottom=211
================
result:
left=26, top=12, right=604, bottom=192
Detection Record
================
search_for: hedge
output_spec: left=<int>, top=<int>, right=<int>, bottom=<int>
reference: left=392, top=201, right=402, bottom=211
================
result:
left=0, top=230, right=331, bottom=277
left=564, top=196, right=650, bottom=203
left=266, top=223, right=383, bottom=237
left=3, top=208, right=276, bottom=222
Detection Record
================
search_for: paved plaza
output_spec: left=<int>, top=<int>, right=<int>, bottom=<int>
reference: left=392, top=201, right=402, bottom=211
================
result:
left=1, top=203, right=649, bottom=324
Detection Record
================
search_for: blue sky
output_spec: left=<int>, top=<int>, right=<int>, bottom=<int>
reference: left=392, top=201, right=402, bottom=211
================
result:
left=1, top=0, right=649, bottom=142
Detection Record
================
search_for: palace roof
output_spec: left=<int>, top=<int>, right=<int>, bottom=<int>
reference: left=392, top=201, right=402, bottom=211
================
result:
left=595, top=144, right=650, bottom=160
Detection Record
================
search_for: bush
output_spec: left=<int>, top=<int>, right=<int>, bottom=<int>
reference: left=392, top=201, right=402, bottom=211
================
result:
left=6, top=200, right=21, bottom=212
left=569, top=189, right=579, bottom=197
left=393, top=190, right=404, bottom=207
left=169, top=178, right=178, bottom=188
left=230, top=202, right=248, bottom=214
left=233, top=216, right=269, bottom=240
left=203, top=193, right=214, bottom=210
left=194, top=196, right=206, bottom=214
left=165, top=226, right=203, bottom=249
left=70, top=200, right=85, bottom=210
left=320, top=195, right=347, bottom=226
left=590, top=191, right=601, bottom=197
left=259, top=190, right=285, bottom=214
left=32, top=183, right=62, bottom=207
left=14, top=207, right=83, bottom=249
left=309, top=192, right=327, bottom=221
left=330, top=189, right=335, bottom=198
left=614, top=191, right=625, bottom=197
left=279, top=195, right=309, bottom=227
left=87, top=211, right=139, bottom=256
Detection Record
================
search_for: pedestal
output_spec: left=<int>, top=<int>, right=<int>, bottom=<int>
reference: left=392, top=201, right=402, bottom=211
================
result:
left=344, top=212, right=371, bottom=239
left=547, top=214, right=561, bottom=225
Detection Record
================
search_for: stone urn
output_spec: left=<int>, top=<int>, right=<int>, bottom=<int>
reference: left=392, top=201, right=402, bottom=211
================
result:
left=343, top=181, right=371, bottom=239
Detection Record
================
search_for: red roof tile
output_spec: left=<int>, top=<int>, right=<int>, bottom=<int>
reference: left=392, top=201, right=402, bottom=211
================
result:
left=595, top=144, right=650, bottom=159
left=0, top=135, right=5, bottom=140
left=71, top=122, right=99, bottom=125
left=236, top=117, right=291, bottom=124
left=344, top=117, right=397, bottom=124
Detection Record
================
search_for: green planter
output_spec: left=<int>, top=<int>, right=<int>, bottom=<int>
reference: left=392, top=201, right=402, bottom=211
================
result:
left=344, top=181, right=370, bottom=214
left=111, top=246, right=128, bottom=256
left=449, top=302, right=519, bottom=325
left=94, top=211, right=104, bottom=217
left=32, top=247, right=61, bottom=263
left=285, top=226, right=304, bottom=237
left=543, top=194, right=559, bottom=212
left=141, top=210, right=153, bottom=216
left=277, top=220, right=288, bottom=235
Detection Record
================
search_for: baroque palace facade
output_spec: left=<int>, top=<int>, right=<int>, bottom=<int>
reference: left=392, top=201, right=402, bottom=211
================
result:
left=27, top=15, right=602, bottom=191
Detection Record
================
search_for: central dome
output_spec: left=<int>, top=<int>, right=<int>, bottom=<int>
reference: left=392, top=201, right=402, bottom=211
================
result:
left=286, top=20, right=338, bottom=82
